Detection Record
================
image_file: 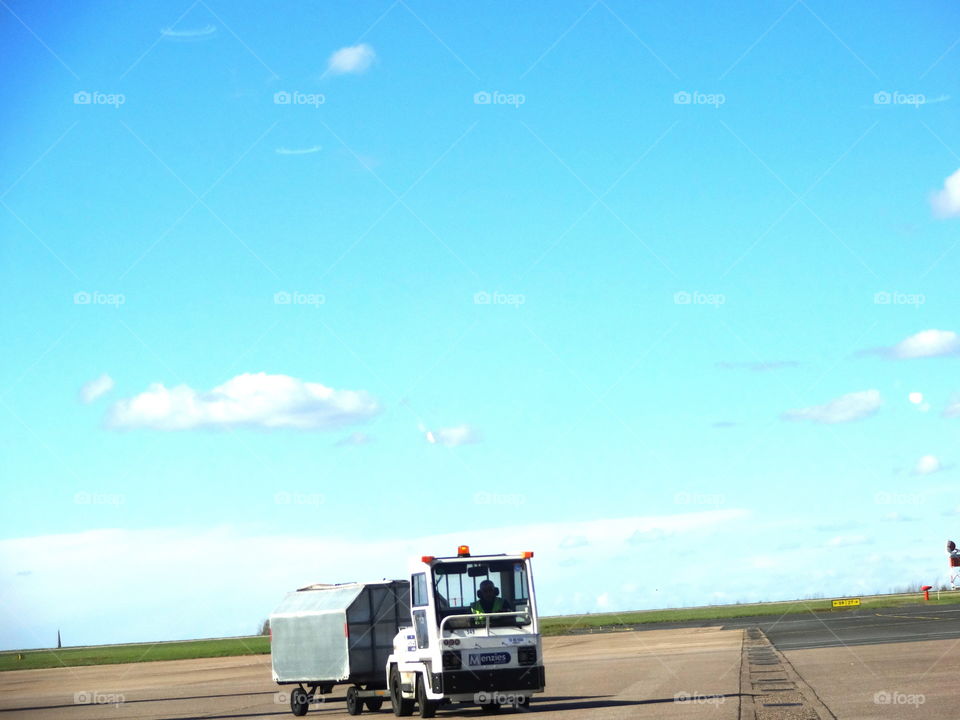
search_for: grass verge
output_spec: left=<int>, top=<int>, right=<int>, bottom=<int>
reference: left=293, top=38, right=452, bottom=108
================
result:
left=6, top=591, right=960, bottom=670
left=0, top=636, right=269, bottom=672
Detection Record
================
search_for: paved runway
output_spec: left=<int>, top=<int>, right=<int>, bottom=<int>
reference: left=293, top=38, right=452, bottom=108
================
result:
left=743, top=603, right=960, bottom=650
left=0, top=628, right=745, bottom=719
left=3, top=604, right=960, bottom=719
left=576, top=601, right=960, bottom=650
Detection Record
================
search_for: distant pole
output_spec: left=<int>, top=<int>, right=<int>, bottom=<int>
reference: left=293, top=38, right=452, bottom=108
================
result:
left=57, top=630, right=61, bottom=649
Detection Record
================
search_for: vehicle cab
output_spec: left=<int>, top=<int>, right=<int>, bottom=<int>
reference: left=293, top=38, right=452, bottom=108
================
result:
left=386, top=546, right=545, bottom=716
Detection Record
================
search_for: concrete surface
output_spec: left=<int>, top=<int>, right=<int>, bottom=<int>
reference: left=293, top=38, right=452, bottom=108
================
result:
left=785, top=637, right=960, bottom=719
left=0, top=628, right=743, bottom=719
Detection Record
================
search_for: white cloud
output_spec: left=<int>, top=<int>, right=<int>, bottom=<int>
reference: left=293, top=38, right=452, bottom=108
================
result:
left=0, top=509, right=748, bottom=648
left=106, top=373, right=380, bottom=431
left=944, top=395, right=960, bottom=418
left=913, top=455, right=943, bottom=476
left=160, top=24, right=216, bottom=39
left=275, top=145, right=323, bottom=156
left=79, top=374, right=114, bottom=404
left=887, top=329, right=960, bottom=359
left=782, top=390, right=881, bottom=425
left=335, top=432, right=373, bottom=447
left=326, top=44, right=375, bottom=75
left=422, top=424, right=480, bottom=447
left=559, top=535, right=589, bottom=549
left=715, top=360, right=801, bottom=372
left=826, top=534, right=871, bottom=548
left=932, top=168, right=960, bottom=218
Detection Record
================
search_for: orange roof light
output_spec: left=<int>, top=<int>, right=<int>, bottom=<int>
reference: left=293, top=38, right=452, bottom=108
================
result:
left=521, top=551, right=534, bottom=559
left=421, top=555, right=435, bottom=563
left=457, top=545, right=471, bottom=557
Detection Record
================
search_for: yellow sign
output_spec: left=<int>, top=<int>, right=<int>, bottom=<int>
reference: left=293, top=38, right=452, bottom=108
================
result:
left=832, top=598, right=861, bottom=608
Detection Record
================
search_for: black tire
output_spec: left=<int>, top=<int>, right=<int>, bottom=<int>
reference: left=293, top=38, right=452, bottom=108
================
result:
left=366, top=697, right=384, bottom=712
left=347, top=686, right=363, bottom=716
left=480, top=702, right=501, bottom=714
left=515, top=696, right=530, bottom=711
left=416, top=675, right=436, bottom=718
left=291, top=687, right=309, bottom=716
left=391, top=668, right=414, bottom=717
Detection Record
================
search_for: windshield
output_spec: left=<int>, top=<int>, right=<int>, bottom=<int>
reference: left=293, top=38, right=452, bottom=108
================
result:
left=433, top=559, right=531, bottom=629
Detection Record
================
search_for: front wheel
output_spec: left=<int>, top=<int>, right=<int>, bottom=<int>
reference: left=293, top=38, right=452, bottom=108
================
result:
left=366, top=697, right=384, bottom=712
left=416, top=675, right=436, bottom=718
left=347, top=686, right=363, bottom=716
left=391, top=668, right=414, bottom=717
left=480, top=701, right=501, bottom=714
left=290, top=687, right=309, bottom=716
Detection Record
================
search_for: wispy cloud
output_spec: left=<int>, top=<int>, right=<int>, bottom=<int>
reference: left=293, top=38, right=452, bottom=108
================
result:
left=421, top=423, right=480, bottom=447
left=106, top=373, right=380, bottom=431
left=715, top=360, right=801, bottom=372
left=160, top=24, right=217, bottom=40
left=944, top=395, right=960, bottom=418
left=79, top=373, right=114, bottom=404
left=275, top=145, right=323, bottom=156
left=326, top=43, right=376, bottom=75
left=864, top=329, right=960, bottom=359
left=932, top=168, right=960, bottom=218
left=782, top=389, right=881, bottom=425
left=335, top=432, right=373, bottom=447
left=826, top=534, right=872, bottom=548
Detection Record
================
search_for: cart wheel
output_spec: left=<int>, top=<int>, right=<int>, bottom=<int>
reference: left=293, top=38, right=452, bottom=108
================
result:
left=515, top=696, right=530, bottom=711
left=347, top=686, right=363, bottom=716
left=390, top=667, right=414, bottom=717
left=366, top=697, right=384, bottom=712
left=480, top=701, right=501, bottom=714
left=291, top=687, right=309, bottom=716
left=415, top=675, right=436, bottom=718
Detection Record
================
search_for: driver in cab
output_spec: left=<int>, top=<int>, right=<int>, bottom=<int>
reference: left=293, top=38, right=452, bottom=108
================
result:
left=471, top=580, right=513, bottom=625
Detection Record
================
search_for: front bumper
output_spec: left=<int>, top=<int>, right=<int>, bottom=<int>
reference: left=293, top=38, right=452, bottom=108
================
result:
left=430, top=666, right=545, bottom=695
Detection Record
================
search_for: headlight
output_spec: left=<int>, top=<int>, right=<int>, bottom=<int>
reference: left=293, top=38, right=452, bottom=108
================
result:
left=517, top=646, right=537, bottom=665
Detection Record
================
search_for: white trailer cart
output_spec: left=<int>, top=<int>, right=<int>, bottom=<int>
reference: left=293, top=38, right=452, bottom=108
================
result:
left=271, top=580, right=410, bottom=716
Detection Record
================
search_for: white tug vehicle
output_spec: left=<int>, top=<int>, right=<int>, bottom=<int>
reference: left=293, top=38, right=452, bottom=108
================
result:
left=387, top=545, right=545, bottom=716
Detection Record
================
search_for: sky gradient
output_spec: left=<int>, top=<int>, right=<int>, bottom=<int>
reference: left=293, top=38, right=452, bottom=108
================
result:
left=2, top=0, right=960, bottom=650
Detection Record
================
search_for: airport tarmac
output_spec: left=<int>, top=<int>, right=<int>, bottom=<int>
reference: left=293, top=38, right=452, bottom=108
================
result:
left=2, top=607, right=959, bottom=719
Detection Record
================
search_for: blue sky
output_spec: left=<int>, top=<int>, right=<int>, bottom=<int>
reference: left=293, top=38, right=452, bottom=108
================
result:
left=3, top=0, right=960, bottom=650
